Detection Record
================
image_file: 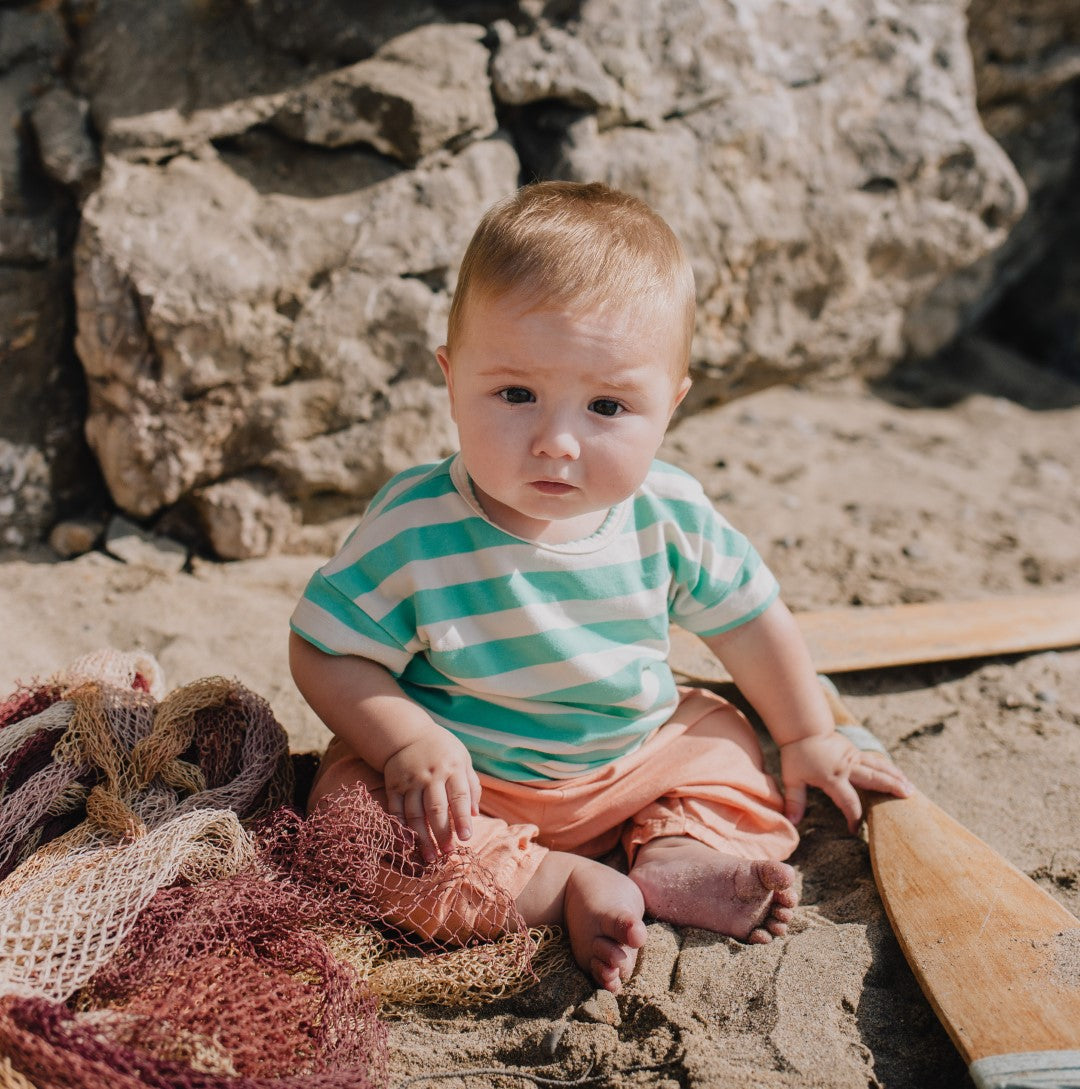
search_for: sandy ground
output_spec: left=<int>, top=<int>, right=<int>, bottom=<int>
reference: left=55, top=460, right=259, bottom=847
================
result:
left=2, top=346, right=1079, bottom=1088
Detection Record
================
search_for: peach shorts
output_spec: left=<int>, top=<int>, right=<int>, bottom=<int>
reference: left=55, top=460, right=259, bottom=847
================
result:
left=309, top=687, right=798, bottom=906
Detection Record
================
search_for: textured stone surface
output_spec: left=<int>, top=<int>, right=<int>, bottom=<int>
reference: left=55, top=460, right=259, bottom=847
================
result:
left=0, top=5, right=101, bottom=547
left=504, top=0, right=1026, bottom=401
left=271, top=24, right=498, bottom=165
left=0, top=0, right=1076, bottom=554
left=74, top=134, right=518, bottom=525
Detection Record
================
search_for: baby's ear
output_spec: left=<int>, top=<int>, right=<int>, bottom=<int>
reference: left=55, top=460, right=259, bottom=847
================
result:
left=672, top=375, right=692, bottom=411
left=435, top=346, right=457, bottom=418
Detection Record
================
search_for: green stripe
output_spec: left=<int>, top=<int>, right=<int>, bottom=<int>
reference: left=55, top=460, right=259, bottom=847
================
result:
left=402, top=677, right=671, bottom=745
left=690, top=582, right=778, bottom=637
left=378, top=551, right=674, bottom=633
left=375, top=459, right=459, bottom=516
left=302, top=572, right=411, bottom=654
left=426, top=616, right=667, bottom=679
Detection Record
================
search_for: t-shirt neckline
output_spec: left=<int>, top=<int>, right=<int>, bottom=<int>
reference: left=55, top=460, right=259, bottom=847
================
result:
left=448, top=454, right=628, bottom=554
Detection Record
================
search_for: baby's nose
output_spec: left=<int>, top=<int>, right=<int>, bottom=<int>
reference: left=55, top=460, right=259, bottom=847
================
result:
left=531, top=415, right=580, bottom=459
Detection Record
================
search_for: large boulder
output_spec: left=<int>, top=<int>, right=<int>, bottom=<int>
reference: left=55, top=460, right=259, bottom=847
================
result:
left=495, top=0, right=1026, bottom=402
left=75, top=118, right=518, bottom=537
left=19, top=0, right=1071, bottom=556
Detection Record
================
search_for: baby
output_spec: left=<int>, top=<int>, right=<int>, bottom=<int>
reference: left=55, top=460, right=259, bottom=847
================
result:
left=289, top=181, right=911, bottom=992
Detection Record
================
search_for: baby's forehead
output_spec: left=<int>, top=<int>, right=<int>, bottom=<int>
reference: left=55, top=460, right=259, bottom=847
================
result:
left=467, top=286, right=681, bottom=337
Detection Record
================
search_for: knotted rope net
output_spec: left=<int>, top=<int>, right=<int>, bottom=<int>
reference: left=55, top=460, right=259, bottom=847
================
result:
left=0, top=651, right=559, bottom=1089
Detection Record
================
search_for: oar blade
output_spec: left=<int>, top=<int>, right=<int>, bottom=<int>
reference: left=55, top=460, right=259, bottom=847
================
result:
left=866, top=790, right=1080, bottom=1066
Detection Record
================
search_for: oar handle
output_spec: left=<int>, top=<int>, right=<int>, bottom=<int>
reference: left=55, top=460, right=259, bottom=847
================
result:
left=817, top=675, right=891, bottom=758
left=968, top=1050, right=1080, bottom=1089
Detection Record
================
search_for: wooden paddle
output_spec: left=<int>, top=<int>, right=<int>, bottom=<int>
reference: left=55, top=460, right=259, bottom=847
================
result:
left=824, top=691, right=1080, bottom=1089
left=669, top=591, right=1080, bottom=685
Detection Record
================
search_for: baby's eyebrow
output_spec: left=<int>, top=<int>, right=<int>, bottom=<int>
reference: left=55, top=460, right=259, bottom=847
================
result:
left=476, top=364, right=533, bottom=381
left=475, top=364, right=650, bottom=396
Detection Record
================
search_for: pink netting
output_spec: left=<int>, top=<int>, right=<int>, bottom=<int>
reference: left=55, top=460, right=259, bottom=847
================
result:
left=0, top=651, right=553, bottom=1089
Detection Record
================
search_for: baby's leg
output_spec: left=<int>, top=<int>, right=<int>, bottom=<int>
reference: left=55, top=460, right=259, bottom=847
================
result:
left=629, top=836, right=797, bottom=943
left=515, top=850, right=648, bottom=993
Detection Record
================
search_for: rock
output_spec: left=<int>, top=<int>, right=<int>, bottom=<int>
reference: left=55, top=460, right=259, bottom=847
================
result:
left=49, top=517, right=104, bottom=558
left=271, top=24, right=498, bottom=165
left=0, top=5, right=104, bottom=547
left=104, top=515, right=188, bottom=574
left=492, top=22, right=622, bottom=116
left=245, top=0, right=441, bottom=64
left=74, top=124, right=517, bottom=531
left=0, top=7, right=67, bottom=71
left=5, top=0, right=1077, bottom=555
left=573, top=988, right=621, bottom=1026
left=191, top=476, right=299, bottom=561
left=70, top=0, right=305, bottom=137
left=0, top=439, right=51, bottom=549
left=29, top=86, right=100, bottom=194
left=265, top=379, right=459, bottom=518
left=516, top=0, right=1026, bottom=401
left=910, top=0, right=1080, bottom=351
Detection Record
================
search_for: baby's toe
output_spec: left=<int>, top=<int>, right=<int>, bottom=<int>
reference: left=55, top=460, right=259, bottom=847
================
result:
left=592, top=957, right=624, bottom=993
left=764, top=917, right=789, bottom=938
left=773, top=886, right=799, bottom=910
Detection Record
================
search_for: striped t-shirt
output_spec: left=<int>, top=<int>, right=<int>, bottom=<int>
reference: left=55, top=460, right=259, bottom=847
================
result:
left=290, top=455, right=779, bottom=782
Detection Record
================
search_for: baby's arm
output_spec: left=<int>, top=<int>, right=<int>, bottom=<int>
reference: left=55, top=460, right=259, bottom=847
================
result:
left=289, top=632, right=481, bottom=861
left=702, top=600, right=911, bottom=830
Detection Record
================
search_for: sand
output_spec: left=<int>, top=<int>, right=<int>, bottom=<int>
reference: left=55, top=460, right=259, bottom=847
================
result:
left=2, top=349, right=1079, bottom=1088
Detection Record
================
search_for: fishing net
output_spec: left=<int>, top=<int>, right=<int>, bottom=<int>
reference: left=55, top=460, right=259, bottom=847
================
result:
left=0, top=650, right=558, bottom=1089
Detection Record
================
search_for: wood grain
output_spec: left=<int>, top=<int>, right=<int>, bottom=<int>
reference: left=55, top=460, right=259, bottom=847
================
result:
left=669, top=592, right=1080, bottom=684
left=864, top=789, right=1080, bottom=1064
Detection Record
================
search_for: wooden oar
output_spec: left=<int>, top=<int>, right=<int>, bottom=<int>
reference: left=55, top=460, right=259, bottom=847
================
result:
left=670, top=591, right=1080, bottom=684
left=825, top=690, right=1080, bottom=1089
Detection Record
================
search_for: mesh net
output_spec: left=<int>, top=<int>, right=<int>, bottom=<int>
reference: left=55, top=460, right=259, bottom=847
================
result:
left=0, top=650, right=559, bottom=1088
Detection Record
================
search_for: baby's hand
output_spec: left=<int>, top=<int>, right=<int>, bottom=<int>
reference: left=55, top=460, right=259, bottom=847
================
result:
left=382, top=730, right=482, bottom=863
left=779, top=732, right=912, bottom=832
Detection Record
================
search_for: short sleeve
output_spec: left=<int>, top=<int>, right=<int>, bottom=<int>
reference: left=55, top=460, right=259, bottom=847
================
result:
left=289, top=567, right=415, bottom=676
left=663, top=481, right=779, bottom=637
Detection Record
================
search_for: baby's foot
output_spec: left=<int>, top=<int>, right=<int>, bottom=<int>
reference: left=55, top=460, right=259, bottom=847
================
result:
left=563, top=858, right=648, bottom=993
left=630, top=837, right=797, bottom=943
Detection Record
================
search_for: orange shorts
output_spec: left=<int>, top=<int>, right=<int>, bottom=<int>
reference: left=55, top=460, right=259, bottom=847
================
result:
left=309, top=687, right=798, bottom=906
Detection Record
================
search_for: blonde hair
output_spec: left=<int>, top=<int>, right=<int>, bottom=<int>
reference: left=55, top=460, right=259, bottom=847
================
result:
left=446, top=181, right=697, bottom=374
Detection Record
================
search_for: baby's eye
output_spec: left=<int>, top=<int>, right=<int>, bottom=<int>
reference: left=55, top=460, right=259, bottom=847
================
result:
left=499, top=387, right=535, bottom=404
left=589, top=398, right=624, bottom=417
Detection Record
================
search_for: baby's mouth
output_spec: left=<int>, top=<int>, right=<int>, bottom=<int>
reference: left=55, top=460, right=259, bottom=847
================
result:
left=530, top=480, right=576, bottom=494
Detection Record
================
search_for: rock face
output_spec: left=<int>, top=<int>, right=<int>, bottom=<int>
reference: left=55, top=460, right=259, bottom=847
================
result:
left=496, top=0, right=1026, bottom=401
left=2, top=0, right=1078, bottom=555
left=0, top=5, right=103, bottom=547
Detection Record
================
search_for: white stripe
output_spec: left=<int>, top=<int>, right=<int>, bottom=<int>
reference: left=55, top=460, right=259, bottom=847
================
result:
left=443, top=642, right=667, bottom=701
left=680, top=565, right=778, bottom=631
left=348, top=530, right=671, bottom=621
left=420, top=587, right=671, bottom=653
left=290, top=598, right=416, bottom=672
left=325, top=483, right=463, bottom=575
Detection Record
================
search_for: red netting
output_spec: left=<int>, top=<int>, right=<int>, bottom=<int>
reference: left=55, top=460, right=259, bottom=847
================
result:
left=0, top=651, right=556, bottom=1089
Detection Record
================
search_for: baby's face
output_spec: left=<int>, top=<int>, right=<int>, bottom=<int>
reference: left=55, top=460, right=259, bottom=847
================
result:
left=436, top=292, right=690, bottom=544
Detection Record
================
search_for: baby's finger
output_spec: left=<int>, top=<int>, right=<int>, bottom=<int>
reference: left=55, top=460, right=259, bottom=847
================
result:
left=783, top=781, right=808, bottom=826
left=402, top=788, right=438, bottom=862
left=468, top=768, right=482, bottom=816
left=424, top=789, right=457, bottom=855
left=447, top=773, right=474, bottom=842
left=824, top=777, right=863, bottom=833
left=850, top=756, right=913, bottom=798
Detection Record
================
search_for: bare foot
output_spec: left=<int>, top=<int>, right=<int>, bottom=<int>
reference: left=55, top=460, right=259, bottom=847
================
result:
left=516, top=851, right=648, bottom=992
left=629, top=836, right=797, bottom=943
left=563, top=857, right=648, bottom=992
